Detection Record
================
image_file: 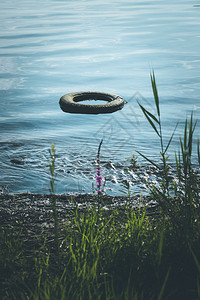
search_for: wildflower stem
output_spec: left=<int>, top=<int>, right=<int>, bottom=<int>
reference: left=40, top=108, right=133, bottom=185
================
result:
left=48, top=144, right=59, bottom=256
left=96, top=139, right=103, bottom=213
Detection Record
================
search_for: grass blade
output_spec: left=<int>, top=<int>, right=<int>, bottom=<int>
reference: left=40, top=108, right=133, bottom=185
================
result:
left=158, top=230, right=164, bottom=265
left=135, top=150, right=160, bottom=168
left=158, top=268, right=171, bottom=300
left=197, top=139, right=200, bottom=167
left=164, top=121, right=179, bottom=154
left=188, top=113, right=193, bottom=158
left=188, top=114, right=197, bottom=158
left=137, top=102, right=160, bottom=136
left=184, top=118, right=188, bottom=151
left=189, top=244, right=200, bottom=273
left=137, top=101, right=160, bottom=124
left=151, top=71, right=160, bottom=117
left=175, top=151, right=181, bottom=181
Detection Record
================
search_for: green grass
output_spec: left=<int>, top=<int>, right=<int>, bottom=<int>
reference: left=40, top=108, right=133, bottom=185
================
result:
left=0, top=73, right=200, bottom=299
left=1, top=200, right=199, bottom=299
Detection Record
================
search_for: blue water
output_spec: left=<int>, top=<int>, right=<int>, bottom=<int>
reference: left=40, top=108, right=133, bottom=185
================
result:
left=0, top=0, right=200, bottom=195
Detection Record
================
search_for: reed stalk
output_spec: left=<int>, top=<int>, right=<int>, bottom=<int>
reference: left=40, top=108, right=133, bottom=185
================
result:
left=48, top=144, right=59, bottom=256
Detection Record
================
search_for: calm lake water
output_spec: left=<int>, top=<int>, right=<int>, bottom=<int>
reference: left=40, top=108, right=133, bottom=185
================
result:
left=0, top=0, right=200, bottom=195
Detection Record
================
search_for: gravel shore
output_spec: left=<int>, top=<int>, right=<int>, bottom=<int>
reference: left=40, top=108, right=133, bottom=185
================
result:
left=0, top=192, right=158, bottom=223
left=0, top=192, right=158, bottom=250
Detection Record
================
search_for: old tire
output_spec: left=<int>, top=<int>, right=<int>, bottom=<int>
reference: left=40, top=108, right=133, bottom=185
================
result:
left=59, top=91, right=125, bottom=114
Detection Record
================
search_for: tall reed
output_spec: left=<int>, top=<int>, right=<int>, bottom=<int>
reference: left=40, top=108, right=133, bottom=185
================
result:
left=137, top=71, right=178, bottom=196
left=48, top=144, right=59, bottom=256
left=136, top=72, right=200, bottom=239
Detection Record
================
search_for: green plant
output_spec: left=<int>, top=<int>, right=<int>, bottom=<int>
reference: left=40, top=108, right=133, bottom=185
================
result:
left=96, top=139, right=104, bottom=195
left=136, top=72, right=200, bottom=222
left=48, top=144, right=59, bottom=256
left=1, top=196, right=199, bottom=299
left=136, top=71, right=178, bottom=195
left=129, top=154, right=137, bottom=168
left=120, top=179, right=132, bottom=199
left=173, top=114, right=200, bottom=233
left=96, top=139, right=105, bottom=217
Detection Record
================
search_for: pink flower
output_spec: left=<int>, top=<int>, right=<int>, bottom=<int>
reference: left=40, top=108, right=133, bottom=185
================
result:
left=96, top=170, right=103, bottom=189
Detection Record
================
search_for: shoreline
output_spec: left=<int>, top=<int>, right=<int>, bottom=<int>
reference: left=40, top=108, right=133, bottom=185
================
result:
left=0, top=192, right=158, bottom=254
left=0, top=192, right=158, bottom=226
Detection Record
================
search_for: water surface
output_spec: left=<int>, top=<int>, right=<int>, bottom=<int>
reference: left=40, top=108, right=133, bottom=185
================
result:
left=0, top=0, right=200, bottom=194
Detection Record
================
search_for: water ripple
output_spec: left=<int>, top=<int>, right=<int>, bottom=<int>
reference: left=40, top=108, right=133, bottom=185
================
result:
left=0, top=0, right=200, bottom=194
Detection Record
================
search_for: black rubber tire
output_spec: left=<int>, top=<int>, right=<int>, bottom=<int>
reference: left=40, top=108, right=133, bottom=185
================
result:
left=59, top=91, right=125, bottom=114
